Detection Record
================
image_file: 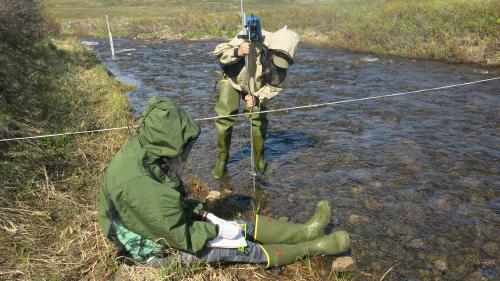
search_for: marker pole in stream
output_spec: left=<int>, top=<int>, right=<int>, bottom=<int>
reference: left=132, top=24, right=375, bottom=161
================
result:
left=106, top=15, right=115, bottom=59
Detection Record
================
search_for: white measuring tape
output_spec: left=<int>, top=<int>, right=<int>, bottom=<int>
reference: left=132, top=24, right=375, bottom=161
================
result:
left=1, top=77, right=499, bottom=143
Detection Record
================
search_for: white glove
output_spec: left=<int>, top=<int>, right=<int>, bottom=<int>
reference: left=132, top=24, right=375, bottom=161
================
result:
left=206, top=213, right=226, bottom=225
left=216, top=221, right=242, bottom=240
left=206, top=213, right=242, bottom=239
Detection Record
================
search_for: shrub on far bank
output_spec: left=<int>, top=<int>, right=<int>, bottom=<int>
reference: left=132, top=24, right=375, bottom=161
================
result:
left=0, top=0, right=60, bottom=46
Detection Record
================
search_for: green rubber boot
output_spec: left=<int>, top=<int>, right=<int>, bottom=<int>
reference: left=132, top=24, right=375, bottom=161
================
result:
left=213, top=128, right=232, bottom=180
left=260, top=230, right=350, bottom=268
left=213, top=79, right=239, bottom=180
left=254, top=200, right=331, bottom=244
left=252, top=131, right=267, bottom=174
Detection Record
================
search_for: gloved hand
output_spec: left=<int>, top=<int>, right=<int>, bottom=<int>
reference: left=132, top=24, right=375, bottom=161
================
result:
left=205, top=213, right=226, bottom=225
left=205, top=213, right=242, bottom=239
left=216, top=220, right=242, bottom=239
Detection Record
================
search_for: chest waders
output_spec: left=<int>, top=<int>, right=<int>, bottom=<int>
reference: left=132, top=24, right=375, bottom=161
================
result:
left=213, top=79, right=268, bottom=180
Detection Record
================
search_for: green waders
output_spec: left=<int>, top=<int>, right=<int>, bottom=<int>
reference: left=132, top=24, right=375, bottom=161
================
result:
left=253, top=200, right=350, bottom=268
left=213, top=79, right=268, bottom=179
left=258, top=230, right=350, bottom=268
left=253, top=200, right=332, bottom=244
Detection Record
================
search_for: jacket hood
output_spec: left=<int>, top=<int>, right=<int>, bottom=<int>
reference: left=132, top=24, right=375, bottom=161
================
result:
left=267, top=26, right=299, bottom=64
left=137, top=97, right=200, bottom=157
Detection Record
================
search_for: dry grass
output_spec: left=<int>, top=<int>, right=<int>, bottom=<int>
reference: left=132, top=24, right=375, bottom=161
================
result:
left=0, top=38, right=134, bottom=280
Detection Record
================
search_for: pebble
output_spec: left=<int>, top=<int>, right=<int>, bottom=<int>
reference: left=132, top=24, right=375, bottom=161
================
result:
left=407, top=238, right=425, bottom=249
left=481, top=242, right=498, bottom=257
left=349, top=214, right=370, bottom=224
left=204, top=190, right=221, bottom=202
left=448, top=169, right=462, bottom=179
left=370, top=181, right=383, bottom=189
left=433, top=259, right=448, bottom=272
left=418, top=269, right=431, bottom=280
left=363, top=199, right=382, bottom=211
left=371, top=262, right=383, bottom=271
left=278, top=216, right=289, bottom=222
left=221, top=189, right=232, bottom=196
left=465, top=271, right=488, bottom=281
left=406, top=164, right=422, bottom=174
left=351, top=186, right=366, bottom=194
left=331, top=256, right=358, bottom=272
left=480, top=259, right=496, bottom=267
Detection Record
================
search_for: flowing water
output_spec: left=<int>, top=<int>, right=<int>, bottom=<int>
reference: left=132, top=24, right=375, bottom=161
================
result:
left=86, top=38, right=499, bottom=280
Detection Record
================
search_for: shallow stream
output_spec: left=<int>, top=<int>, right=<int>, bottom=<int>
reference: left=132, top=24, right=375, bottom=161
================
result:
left=85, top=38, right=499, bottom=280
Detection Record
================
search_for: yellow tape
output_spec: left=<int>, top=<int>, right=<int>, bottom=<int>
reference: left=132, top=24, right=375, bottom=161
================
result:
left=257, top=244, right=270, bottom=268
left=254, top=214, right=259, bottom=241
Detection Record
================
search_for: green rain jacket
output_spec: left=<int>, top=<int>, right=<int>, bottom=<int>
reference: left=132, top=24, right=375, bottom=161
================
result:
left=98, top=98, right=217, bottom=260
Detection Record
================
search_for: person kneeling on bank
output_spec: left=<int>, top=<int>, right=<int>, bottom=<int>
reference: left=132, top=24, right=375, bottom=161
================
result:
left=98, top=97, right=350, bottom=267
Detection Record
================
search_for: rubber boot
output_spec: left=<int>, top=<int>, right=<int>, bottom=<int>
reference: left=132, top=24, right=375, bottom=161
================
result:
left=213, top=128, right=232, bottom=180
left=259, top=230, right=350, bottom=268
left=254, top=200, right=331, bottom=244
left=213, top=80, right=239, bottom=180
left=252, top=131, right=267, bottom=174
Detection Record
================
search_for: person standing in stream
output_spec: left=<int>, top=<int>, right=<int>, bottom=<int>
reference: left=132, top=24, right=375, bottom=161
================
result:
left=212, top=26, right=299, bottom=179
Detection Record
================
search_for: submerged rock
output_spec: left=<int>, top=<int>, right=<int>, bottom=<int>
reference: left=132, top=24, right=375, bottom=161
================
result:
left=370, top=261, right=383, bottom=271
left=351, top=186, right=366, bottom=194
left=349, top=214, right=370, bottom=224
left=363, top=199, right=382, bottom=211
left=407, top=238, right=425, bottom=249
left=331, top=256, right=357, bottom=272
left=466, top=271, right=488, bottom=281
left=417, top=269, right=431, bottom=280
left=433, top=259, right=448, bottom=272
left=481, top=242, right=498, bottom=257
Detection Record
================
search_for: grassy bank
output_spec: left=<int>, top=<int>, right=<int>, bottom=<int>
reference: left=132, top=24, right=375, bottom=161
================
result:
left=44, top=0, right=500, bottom=65
left=0, top=39, right=133, bottom=279
left=0, top=38, right=359, bottom=280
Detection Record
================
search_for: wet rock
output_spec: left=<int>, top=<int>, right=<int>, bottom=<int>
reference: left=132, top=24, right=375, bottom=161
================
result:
left=448, top=169, right=462, bottom=179
left=221, top=189, right=233, bottom=197
left=370, top=181, right=383, bottom=189
left=465, top=271, right=488, bottom=281
left=481, top=242, right=498, bottom=257
left=407, top=238, right=425, bottom=249
left=406, top=164, right=422, bottom=174
left=433, top=259, right=448, bottom=272
left=371, top=262, right=383, bottom=271
left=204, top=191, right=221, bottom=202
left=347, top=121, right=364, bottom=134
left=470, top=194, right=486, bottom=204
left=351, top=186, right=365, bottom=194
left=349, top=214, right=370, bottom=224
left=433, top=195, right=460, bottom=209
left=480, top=259, right=497, bottom=267
left=278, top=216, right=289, bottom=222
left=331, top=256, right=357, bottom=272
left=363, top=199, right=382, bottom=211
left=418, top=269, right=431, bottom=280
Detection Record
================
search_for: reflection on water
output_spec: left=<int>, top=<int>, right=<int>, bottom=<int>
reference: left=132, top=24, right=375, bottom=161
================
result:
left=87, top=38, right=500, bottom=280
